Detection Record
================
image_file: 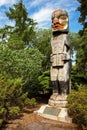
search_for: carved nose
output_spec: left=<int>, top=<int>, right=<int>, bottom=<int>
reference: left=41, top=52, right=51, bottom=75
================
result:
left=53, top=19, right=59, bottom=24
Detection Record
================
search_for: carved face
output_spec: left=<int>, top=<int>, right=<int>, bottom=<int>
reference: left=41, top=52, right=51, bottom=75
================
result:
left=52, top=9, right=69, bottom=32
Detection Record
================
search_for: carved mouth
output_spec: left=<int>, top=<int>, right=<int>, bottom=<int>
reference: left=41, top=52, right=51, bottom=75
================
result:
left=52, top=20, right=64, bottom=30
left=52, top=20, right=68, bottom=31
left=52, top=23, right=64, bottom=30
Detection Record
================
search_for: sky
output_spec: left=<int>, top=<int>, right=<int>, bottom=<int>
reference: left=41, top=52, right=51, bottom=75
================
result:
left=0, top=0, right=83, bottom=32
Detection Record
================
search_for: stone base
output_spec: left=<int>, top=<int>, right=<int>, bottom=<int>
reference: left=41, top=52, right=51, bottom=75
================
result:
left=48, top=93, right=67, bottom=107
left=34, top=93, right=72, bottom=123
left=34, top=105, right=72, bottom=123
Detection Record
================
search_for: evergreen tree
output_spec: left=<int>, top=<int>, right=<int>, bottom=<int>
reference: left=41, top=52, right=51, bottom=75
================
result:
left=76, top=0, right=87, bottom=82
left=77, top=0, right=87, bottom=33
left=6, top=0, right=36, bottom=44
left=76, top=29, right=87, bottom=78
left=34, top=29, right=51, bottom=70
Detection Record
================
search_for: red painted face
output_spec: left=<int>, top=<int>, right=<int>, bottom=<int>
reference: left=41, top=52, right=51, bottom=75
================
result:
left=52, top=9, right=69, bottom=32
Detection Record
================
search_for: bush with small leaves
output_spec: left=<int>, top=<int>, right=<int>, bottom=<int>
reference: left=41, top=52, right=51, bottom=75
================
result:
left=25, top=98, right=37, bottom=107
left=0, top=119, right=4, bottom=127
left=67, top=85, right=87, bottom=128
left=9, top=106, right=20, bottom=118
left=38, top=70, right=51, bottom=94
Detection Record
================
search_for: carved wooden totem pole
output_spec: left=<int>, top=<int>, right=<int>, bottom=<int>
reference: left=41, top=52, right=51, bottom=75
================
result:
left=49, top=9, right=71, bottom=107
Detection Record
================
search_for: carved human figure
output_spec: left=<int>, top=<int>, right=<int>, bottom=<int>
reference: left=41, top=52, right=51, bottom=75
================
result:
left=50, top=9, right=70, bottom=95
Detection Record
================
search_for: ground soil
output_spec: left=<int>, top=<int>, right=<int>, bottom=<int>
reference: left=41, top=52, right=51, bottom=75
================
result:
left=0, top=97, right=81, bottom=130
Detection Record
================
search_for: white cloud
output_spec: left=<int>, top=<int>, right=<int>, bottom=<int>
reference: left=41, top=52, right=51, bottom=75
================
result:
left=0, top=0, right=17, bottom=6
left=0, top=0, right=82, bottom=32
left=31, top=7, right=53, bottom=23
left=30, top=0, right=80, bottom=30
left=30, top=0, right=43, bottom=7
left=31, top=6, right=53, bottom=29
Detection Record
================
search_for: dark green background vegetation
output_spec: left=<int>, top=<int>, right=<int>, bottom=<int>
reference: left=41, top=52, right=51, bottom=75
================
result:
left=0, top=0, right=87, bottom=128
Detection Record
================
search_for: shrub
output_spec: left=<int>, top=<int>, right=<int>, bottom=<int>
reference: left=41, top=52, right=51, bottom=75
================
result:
left=9, top=106, right=20, bottom=118
left=0, top=119, right=4, bottom=127
left=38, top=70, right=51, bottom=94
left=0, top=76, right=37, bottom=127
left=25, top=98, right=37, bottom=106
left=0, top=107, right=7, bottom=118
left=67, top=85, right=87, bottom=127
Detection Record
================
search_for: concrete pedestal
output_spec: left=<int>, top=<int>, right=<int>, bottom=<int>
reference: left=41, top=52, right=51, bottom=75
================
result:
left=34, top=93, right=72, bottom=123
left=48, top=93, right=67, bottom=107
left=34, top=104, right=72, bottom=123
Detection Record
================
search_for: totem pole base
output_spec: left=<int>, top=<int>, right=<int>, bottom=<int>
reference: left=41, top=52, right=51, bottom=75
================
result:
left=48, top=93, right=67, bottom=107
left=34, top=94, right=72, bottom=123
left=34, top=104, right=72, bottom=123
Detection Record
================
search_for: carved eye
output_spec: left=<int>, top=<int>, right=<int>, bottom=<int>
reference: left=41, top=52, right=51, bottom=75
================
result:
left=59, top=15, right=68, bottom=25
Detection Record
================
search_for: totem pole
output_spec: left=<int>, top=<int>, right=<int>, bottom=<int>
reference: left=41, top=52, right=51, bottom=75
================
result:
left=49, top=9, right=71, bottom=107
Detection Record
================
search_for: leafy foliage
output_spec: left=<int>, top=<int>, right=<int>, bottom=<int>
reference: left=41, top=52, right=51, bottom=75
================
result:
left=0, top=119, right=4, bottom=127
left=9, top=106, right=20, bottom=118
left=69, top=31, right=87, bottom=87
left=5, top=0, right=36, bottom=45
left=69, top=32, right=80, bottom=58
left=0, top=44, right=44, bottom=80
left=38, top=70, right=51, bottom=94
left=7, top=33, right=25, bottom=50
left=34, top=29, right=51, bottom=70
left=0, top=76, right=38, bottom=125
left=77, top=0, right=87, bottom=30
left=25, top=98, right=37, bottom=106
left=0, top=0, right=52, bottom=128
left=0, top=41, right=44, bottom=126
left=67, top=85, right=87, bottom=127
left=76, top=29, right=87, bottom=77
left=0, top=77, right=25, bottom=124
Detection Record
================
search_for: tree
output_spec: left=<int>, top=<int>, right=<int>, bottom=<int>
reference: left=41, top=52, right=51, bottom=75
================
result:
left=0, top=43, right=44, bottom=126
left=7, top=33, right=25, bottom=50
left=77, top=0, right=87, bottom=33
left=75, top=0, right=87, bottom=84
left=69, top=32, right=87, bottom=87
left=67, top=85, right=87, bottom=128
left=76, top=29, right=87, bottom=78
left=6, top=0, right=36, bottom=44
left=0, top=43, right=44, bottom=82
left=34, top=29, right=51, bottom=70
left=38, top=70, right=51, bottom=94
left=0, top=76, right=37, bottom=125
left=0, top=25, right=13, bottom=44
left=69, top=32, right=80, bottom=62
